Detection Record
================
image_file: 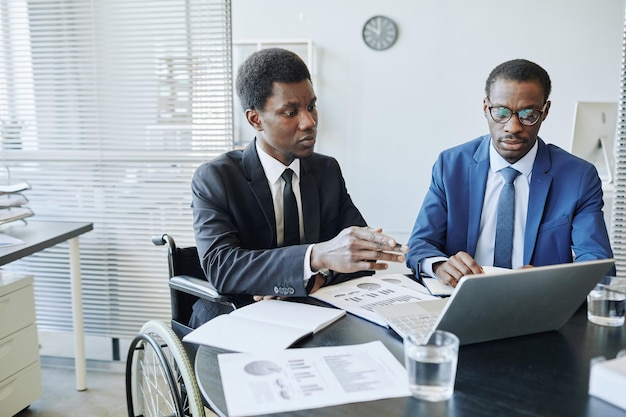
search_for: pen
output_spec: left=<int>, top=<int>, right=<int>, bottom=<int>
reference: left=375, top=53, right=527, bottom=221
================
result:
left=394, top=243, right=408, bottom=251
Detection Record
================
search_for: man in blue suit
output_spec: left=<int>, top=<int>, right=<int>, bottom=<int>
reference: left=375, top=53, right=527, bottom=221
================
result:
left=406, top=59, right=614, bottom=287
left=190, top=48, right=406, bottom=326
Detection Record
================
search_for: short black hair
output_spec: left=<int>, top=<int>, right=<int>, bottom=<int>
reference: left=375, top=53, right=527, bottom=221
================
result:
left=485, top=59, right=552, bottom=104
left=235, top=48, right=312, bottom=112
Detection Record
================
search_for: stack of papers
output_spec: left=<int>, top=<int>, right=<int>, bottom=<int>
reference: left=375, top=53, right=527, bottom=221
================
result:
left=0, top=181, right=33, bottom=225
left=589, top=354, right=626, bottom=410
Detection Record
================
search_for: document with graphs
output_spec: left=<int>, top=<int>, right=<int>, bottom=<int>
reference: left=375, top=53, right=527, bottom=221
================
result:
left=311, top=273, right=437, bottom=327
left=219, top=341, right=410, bottom=416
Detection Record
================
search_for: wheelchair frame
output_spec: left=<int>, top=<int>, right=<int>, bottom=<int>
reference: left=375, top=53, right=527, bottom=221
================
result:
left=125, top=234, right=236, bottom=417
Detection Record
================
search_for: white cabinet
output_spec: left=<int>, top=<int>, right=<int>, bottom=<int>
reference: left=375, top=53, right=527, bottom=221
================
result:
left=0, top=274, right=42, bottom=417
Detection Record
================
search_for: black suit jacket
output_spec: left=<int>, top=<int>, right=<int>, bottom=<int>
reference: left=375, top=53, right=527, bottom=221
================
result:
left=190, top=140, right=369, bottom=326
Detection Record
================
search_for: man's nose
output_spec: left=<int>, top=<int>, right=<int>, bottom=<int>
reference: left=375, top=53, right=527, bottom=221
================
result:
left=299, top=111, right=316, bottom=130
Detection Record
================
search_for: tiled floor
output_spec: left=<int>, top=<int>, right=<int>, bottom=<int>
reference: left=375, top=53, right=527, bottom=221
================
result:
left=16, top=357, right=217, bottom=417
left=16, top=358, right=127, bottom=417
left=13, top=330, right=217, bottom=417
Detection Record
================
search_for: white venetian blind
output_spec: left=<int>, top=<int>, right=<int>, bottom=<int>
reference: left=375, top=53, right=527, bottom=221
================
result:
left=0, top=0, right=233, bottom=336
left=612, top=1, right=626, bottom=278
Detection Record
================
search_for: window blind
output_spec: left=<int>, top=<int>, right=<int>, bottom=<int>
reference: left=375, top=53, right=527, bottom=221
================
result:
left=0, top=0, right=233, bottom=336
left=612, top=3, right=626, bottom=277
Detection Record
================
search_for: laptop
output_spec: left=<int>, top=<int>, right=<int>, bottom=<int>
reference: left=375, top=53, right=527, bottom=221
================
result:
left=373, top=259, right=614, bottom=345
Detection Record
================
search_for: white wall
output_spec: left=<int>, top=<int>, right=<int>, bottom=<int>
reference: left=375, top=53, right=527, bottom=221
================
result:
left=232, top=0, right=624, bottom=243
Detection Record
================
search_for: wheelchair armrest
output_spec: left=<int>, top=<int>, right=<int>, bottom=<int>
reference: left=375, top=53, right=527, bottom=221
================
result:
left=169, top=275, right=233, bottom=304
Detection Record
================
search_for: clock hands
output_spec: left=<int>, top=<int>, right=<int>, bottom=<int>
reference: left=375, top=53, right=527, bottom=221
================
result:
left=363, top=16, right=398, bottom=51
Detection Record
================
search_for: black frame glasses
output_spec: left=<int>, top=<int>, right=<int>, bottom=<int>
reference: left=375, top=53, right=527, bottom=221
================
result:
left=487, top=101, right=547, bottom=126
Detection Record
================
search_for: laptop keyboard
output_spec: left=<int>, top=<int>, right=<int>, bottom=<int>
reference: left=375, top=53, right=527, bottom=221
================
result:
left=387, top=313, right=439, bottom=339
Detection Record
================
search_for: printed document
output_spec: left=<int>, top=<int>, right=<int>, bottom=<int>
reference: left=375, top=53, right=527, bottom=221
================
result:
left=311, top=273, right=437, bottom=326
left=219, top=341, right=410, bottom=416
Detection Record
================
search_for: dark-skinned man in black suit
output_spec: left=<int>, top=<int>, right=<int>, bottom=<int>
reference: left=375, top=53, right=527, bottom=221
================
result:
left=190, top=48, right=406, bottom=327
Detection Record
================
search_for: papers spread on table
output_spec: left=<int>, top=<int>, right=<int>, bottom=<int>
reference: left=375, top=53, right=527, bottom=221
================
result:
left=311, top=273, right=438, bottom=327
left=421, top=265, right=513, bottom=296
left=182, top=299, right=345, bottom=352
left=218, top=340, right=410, bottom=417
left=0, top=233, right=24, bottom=247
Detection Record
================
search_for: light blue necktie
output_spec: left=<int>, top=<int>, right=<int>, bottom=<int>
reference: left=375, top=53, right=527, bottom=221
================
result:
left=281, top=169, right=300, bottom=246
left=494, top=167, right=521, bottom=269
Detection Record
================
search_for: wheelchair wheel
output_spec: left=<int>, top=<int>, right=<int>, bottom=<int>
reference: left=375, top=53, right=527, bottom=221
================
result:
left=126, top=320, right=205, bottom=417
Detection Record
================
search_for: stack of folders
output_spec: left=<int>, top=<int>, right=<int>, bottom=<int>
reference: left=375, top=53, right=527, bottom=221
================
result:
left=589, top=353, right=626, bottom=410
left=0, top=181, right=33, bottom=225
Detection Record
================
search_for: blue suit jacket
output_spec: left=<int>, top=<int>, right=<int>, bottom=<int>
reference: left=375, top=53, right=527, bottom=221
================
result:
left=406, top=135, right=614, bottom=274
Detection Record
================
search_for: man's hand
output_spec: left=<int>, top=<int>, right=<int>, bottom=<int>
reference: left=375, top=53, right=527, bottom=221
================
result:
left=309, top=226, right=408, bottom=273
left=432, top=251, right=483, bottom=287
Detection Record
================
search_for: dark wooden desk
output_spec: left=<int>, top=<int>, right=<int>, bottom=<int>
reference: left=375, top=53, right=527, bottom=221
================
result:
left=195, top=303, right=626, bottom=417
left=0, top=220, right=93, bottom=391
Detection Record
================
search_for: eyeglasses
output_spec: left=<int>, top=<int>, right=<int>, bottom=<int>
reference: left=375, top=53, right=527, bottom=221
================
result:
left=487, top=101, right=547, bottom=126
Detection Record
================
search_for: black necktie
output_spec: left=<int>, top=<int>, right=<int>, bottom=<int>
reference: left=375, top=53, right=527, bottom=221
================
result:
left=494, top=167, right=521, bottom=268
left=281, top=169, right=299, bottom=246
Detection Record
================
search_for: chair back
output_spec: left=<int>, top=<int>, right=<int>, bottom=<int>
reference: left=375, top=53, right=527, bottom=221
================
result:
left=170, top=245, right=204, bottom=330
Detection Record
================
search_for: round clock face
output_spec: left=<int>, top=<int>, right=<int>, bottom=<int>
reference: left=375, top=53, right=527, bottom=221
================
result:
left=362, top=15, right=398, bottom=51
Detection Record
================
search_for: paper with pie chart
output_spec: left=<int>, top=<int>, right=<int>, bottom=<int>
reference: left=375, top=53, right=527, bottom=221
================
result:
left=218, top=341, right=410, bottom=416
left=311, top=273, right=437, bottom=326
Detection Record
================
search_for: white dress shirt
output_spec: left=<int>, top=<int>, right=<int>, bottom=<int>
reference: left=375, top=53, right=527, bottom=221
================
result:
left=256, top=142, right=316, bottom=282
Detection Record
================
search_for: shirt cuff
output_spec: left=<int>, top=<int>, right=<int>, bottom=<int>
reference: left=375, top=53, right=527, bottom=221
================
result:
left=420, top=256, right=449, bottom=278
left=304, top=244, right=316, bottom=284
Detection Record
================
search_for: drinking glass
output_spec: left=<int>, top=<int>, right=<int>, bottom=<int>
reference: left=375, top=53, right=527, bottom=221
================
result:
left=404, top=330, right=459, bottom=401
left=587, top=278, right=626, bottom=327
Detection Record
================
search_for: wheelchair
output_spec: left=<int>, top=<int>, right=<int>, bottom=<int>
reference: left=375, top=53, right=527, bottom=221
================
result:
left=125, top=234, right=237, bottom=417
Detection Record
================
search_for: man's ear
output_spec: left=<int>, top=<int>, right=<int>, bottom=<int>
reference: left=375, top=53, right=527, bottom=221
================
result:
left=542, top=100, right=551, bottom=121
left=246, top=109, right=263, bottom=131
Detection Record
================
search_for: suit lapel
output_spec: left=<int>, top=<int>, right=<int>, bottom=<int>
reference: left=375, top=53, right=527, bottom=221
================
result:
left=467, top=138, right=490, bottom=255
left=242, top=141, right=277, bottom=247
left=524, top=139, right=551, bottom=265
left=299, top=158, right=321, bottom=243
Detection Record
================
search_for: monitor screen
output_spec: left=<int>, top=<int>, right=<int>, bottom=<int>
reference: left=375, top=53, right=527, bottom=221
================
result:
left=570, top=101, right=618, bottom=183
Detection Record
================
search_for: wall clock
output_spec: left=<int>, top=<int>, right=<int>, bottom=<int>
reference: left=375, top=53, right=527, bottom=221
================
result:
left=362, top=15, right=398, bottom=51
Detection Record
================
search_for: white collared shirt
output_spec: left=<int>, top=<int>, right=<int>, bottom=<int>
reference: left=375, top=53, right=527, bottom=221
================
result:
left=256, top=142, right=316, bottom=282
left=255, top=142, right=304, bottom=246
left=473, top=140, right=537, bottom=269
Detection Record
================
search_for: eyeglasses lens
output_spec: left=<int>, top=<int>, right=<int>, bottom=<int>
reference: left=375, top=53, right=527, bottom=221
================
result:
left=490, top=107, right=540, bottom=126
left=517, top=109, right=539, bottom=125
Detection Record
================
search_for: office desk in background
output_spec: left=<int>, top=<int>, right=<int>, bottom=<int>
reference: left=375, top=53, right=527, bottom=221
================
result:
left=196, top=302, right=626, bottom=417
left=0, top=220, right=93, bottom=391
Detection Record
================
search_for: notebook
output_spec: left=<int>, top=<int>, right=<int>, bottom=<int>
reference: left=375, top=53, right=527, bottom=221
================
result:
left=420, top=266, right=511, bottom=296
left=373, top=259, right=614, bottom=345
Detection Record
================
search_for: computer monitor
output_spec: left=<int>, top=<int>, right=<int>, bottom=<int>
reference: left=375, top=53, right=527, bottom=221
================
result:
left=570, top=101, right=618, bottom=183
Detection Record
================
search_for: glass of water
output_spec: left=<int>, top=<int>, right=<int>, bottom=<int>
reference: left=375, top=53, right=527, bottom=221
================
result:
left=404, top=330, right=459, bottom=401
left=587, top=278, right=626, bottom=327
